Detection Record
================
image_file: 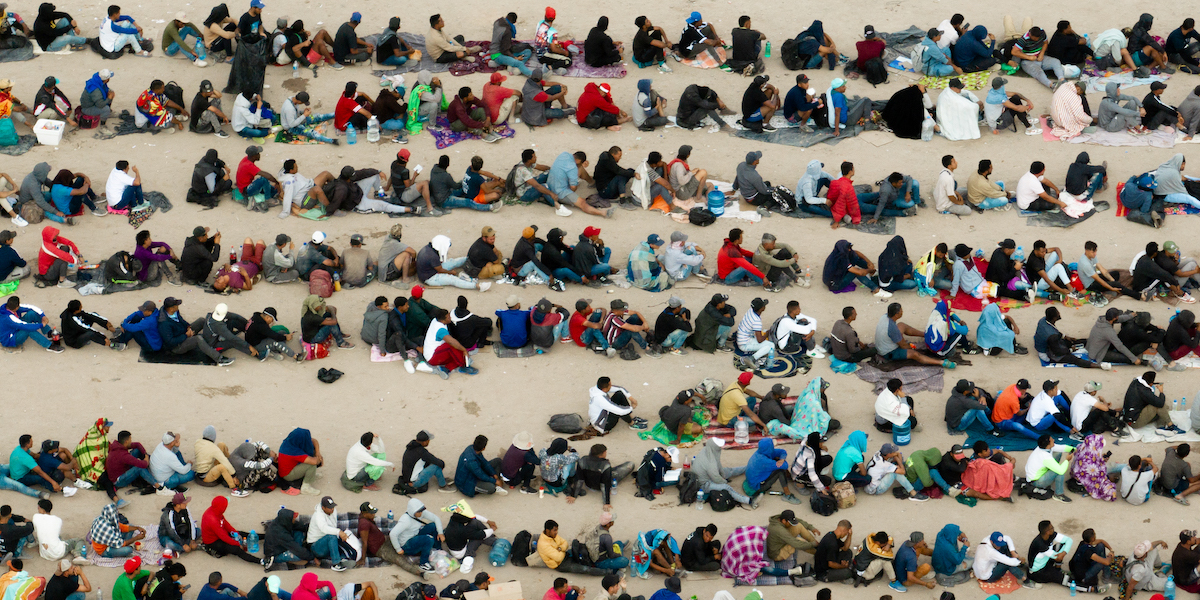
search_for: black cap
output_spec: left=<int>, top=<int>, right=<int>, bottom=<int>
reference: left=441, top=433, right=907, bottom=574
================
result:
left=295, top=91, right=310, bottom=104
left=416, top=430, right=434, bottom=442
left=359, top=501, right=377, bottom=514
left=864, top=25, right=876, bottom=38
left=43, top=75, right=57, bottom=87
left=199, top=80, right=214, bottom=93
left=954, top=243, right=971, bottom=258
left=954, top=379, right=973, bottom=393
left=246, top=145, right=263, bottom=156
left=192, top=226, right=207, bottom=237
left=1151, top=81, right=1168, bottom=91
left=41, top=439, right=59, bottom=453
left=665, top=577, right=681, bottom=594
left=750, top=297, right=769, bottom=311
left=999, top=238, right=1016, bottom=249
left=275, top=233, right=290, bottom=246
left=949, top=444, right=965, bottom=455
left=710, top=293, right=728, bottom=304
left=321, top=496, right=337, bottom=508
left=1016, top=378, right=1031, bottom=390
left=473, top=573, right=490, bottom=585
left=1042, top=379, right=1059, bottom=392
left=796, top=74, right=809, bottom=83
left=263, top=307, right=279, bottom=320
left=350, top=234, right=364, bottom=245
left=163, top=297, right=182, bottom=308
left=780, top=509, right=797, bottom=524
left=610, top=299, right=628, bottom=310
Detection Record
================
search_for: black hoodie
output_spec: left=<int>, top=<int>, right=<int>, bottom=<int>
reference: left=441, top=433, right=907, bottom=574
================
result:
left=180, top=235, right=219, bottom=284
left=541, top=229, right=576, bottom=274
left=263, top=508, right=312, bottom=560
left=32, top=3, right=72, bottom=50
left=572, top=235, right=601, bottom=276
left=443, top=513, right=486, bottom=552
left=510, top=236, right=550, bottom=275
left=593, top=152, right=634, bottom=198
left=1064, top=152, right=1105, bottom=196
left=401, top=439, right=445, bottom=483
left=1129, top=14, right=1163, bottom=53
left=59, top=307, right=111, bottom=348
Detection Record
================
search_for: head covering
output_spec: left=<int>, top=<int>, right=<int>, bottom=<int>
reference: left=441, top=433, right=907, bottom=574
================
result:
left=430, top=235, right=452, bottom=261
left=202, top=426, right=216, bottom=442
left=832, top=431, right=869, bottom=480
left=822, top=240, right=855, bottom=289
left=90, top=503, right=125, bottom=550
left=881, top=85, right=930, bottom=139
left=877, top=236, right=909, bottom=284
left=301, top=295, right=325, bottom=318
left=924, top=299, right=953, bottom=353
left=932, top=524, right=969, bottom=575
left=687, top=11, right=701, bottom=23
left=279, top=427, right=316, bottom=457
left=1070, top=434, right=1117, bottom=501
left=690, top=438, right=727, bottom=486
left=1155, top=154, right=1188, bottom=197
left=977, top=303, right=1015, bottom=354
left=545, top=7, right=556, bottom=20
left=123, top=556, right=142, bottom=574
left=266, top=577, right=281, bottom=594
left=737, top=372, right=753, bottom=386
left=489, top=72, right=506, bottom=84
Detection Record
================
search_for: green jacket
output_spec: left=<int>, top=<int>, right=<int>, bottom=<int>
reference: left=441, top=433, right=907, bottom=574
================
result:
left=766, top=513, right=816, bottom=559
left=904, top=447, right=942, bottom=488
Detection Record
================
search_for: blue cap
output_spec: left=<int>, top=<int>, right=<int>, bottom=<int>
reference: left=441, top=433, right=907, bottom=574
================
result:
left=989, top=532, right=1005, bottom=546
left=249, top=0, right=264, bottom=7
left=647, top=234, right=663, bottom=246
left=351, top=11, right=361, bottom=22
left=687, top=11, right=702, bottom=23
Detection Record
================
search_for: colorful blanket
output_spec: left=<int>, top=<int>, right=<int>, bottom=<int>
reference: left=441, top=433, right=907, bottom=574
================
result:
left=731, top=353, right=810, bottom=378
left=429, top=116, right=515, bottom=149
left=918, top=70, right=990, bottom=90
left=979, top=572, right=1022, bottom=595
left=678, top=46, right=727, bottom=69
left=545, top=50, right=627, bottom=78
left=86, top=524, right=163, bottom=567
left=702, top=424, right=802, bottom=451
left=447, top=41, right=496, bottom=76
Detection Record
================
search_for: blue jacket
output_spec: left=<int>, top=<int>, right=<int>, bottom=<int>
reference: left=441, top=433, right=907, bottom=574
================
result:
left=157, top=309, right=191, bottom=350
left=745, top=438, right=787, bottom=490
left=953, top=26, right=994, bottom=67
left=122, top=309, right=162, bottom=351
left=455, top=446, right=497, bottom=498
left=921, top=37, right=949, bottom=72
left=0, top=245, right=26, bottom=280
left=0, top=306, right=41, bottom=347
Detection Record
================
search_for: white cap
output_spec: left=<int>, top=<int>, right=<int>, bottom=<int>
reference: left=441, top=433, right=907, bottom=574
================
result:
left=712, top=438, right=726, bottom=447
left=99, top=69, right=114, bottom=80
left=212, top=303, right=228, bottom=321
left=312, top=231, right=326, bottom=244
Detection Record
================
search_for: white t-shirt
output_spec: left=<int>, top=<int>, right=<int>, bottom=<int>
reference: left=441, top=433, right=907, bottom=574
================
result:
left=1026, top=390, right=1061, bottom=425
left=422, top=321, right=449, bottom=361
left=32, top=513, right=67, bottom=560
left=865, top=453, right=898, bottom=492
left=1120, top=466, right=1154, bottom=505
left=774, top=313, right=817, bottom=349
left=337, top=583, right=364, bottom=600
left=936, top=19, right=960, bottom=48
left=1015, top=172, right=1046, bottom=210
left=934, top=169, right=957, bottom=212
left=105, top=168, right=135, bottom=207
left=1070, top=391, right=1099, bottom=430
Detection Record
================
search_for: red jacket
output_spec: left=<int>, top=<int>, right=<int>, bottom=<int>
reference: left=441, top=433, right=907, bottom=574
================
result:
left=292, top=573, right=334, bottom=600
left=575, top=83, right=619, bottom=125
left=827, top=177, right=858, bottom=206
left=201, top=496, right=239, bottom=545
left=447, top=96, right=486, bottom=129
left=104, top=441, right=148, bottom=480
left=717, top=239, right=762, bottom=280
left=37, top=226, right=78, bottom=276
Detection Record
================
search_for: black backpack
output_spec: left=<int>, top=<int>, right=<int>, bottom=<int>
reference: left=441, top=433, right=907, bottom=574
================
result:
left=707, top=489, right=738, bottom=512
left=510, top=530, right=534, bottom=566
left=395, top=583, right=432, bottom=600
left=548, top=413, right=587, bottom=434
left=810, top=492, right=838, bottom=516
left=688, top=207, right=717, bottom=226
left=863, top=57, right=888, bottom=86
left=779, top=38, right=806, bottom=70
left=677, top=471, right=701, bottom=505
left=164, top=81, right=185, bottom=110
left=768, top=186, right=798, bottom=213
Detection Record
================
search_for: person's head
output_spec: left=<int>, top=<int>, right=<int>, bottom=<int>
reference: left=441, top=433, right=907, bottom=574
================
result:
left=1039, top=520, right=1055, bottom=538
left=711, top=294, right=728, bottom=310
left=320, top=495, right=336, bottom=515
left=786, top=300, right=800, bottom=317
left=971, top=440, right=989, bottom=457
left=835, top=519, right=852, bottom=538
left=884, top=172, right=903, bottom=189
left=1129, top=455, right=1143, bottom=471
left=17, top=434, right=31, bottom=450
left=951, top=13, right=965, bottom=28
left=590, top=444, right=607, bottom=459
left=635, top=16, right=651, bottom=30
left=458, top=86, right=475, bottom=103
left=840, top=161, right=853, bottom=177
left=728, top=228, right=743, bottom=244
left=795, top=73, right=809, bottom=88
left=942, top=154, right=955, bottom=169
left=886, top=378, right=903, bottom=395
left=552, top=579, right=568, bottom=594
left=1084, top=240, right=1098, bottom=259
left=430, top=14, right=443, bottom=29
left=597, top=376, right=611, bottom=391
left=544, top=520, right=559, bottom=537
left=1037, top=434, right=1053, bottom=449
left=107, top=5, right=120, bottom=17
left=871, top=532, right=891, bottom=548
left=1042, top=379, right=1058, bottom=396
left=472, top=435, right=488, bottom=453
left=573, top=151, right=587, bottom=167
left=1043, top=306, right=1061, bottom=324
left=208, top=572, right=223, bottom=588
left=1081, top=528, right=1096, bottom=544
left=1184, top=18, right=1196, bottom=33
left=1180, top=444, right=1192, bottom=459
left=519, top=148, right=537, bottom=166
left=909, top=531, right=926, bottom=551
left=676, top=144, right=692, bottom=161
left=603, top=145, right=622, bottom=163
left=1030, top=161, right=1045, bottom=176
left=977, top=159, right=992, bottom=176
left=360, top=432, right=375, bottom=449
left=746, top=151, right=762, bottom=167
left=1147, top=241, right=1160, bottom=257
left=601, top=575, right=620, bottom=594
left=1032, top=239, right=1047, bottom=256
left=36, top=499, right=52, bottom=514
left=737, top=15, right=751, bottom=28
left=927, top=28, right=941, bottom=42
left=816, top=590, right=831, bottom=600
left=149, top=79, right=165, bottom=94
left=702, top=523, right=717, bottom=542
left=750, top=297, right=768, bottom=315
left=935, top=242, right=948, bottom=260
left=887, top=302, right=903, bottom=320
left=1152, top=81, right=1167, bottom=96
left=842, top=306, right=856, bottom=322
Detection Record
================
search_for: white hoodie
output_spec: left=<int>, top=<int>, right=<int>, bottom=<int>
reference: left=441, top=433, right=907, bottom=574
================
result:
left=306, top=503, right=342, bottom=544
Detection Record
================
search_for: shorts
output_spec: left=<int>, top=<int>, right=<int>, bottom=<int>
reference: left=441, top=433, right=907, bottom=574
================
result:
left=474, top=189, right=489, bottom=204
left=746, top=109, right=764, bottom=122
left=547, top=85, right=563, bottom=96
left=1171, top=479, right=1189, bottom=495
left=557, top=189, right=580, bottom=205
left=299, top=192, right=320, bottom=210
left=1133, top=50, right=1150, bottom=66
left=398, top=187, right=422, bottom=204
left=384, top=261, right=402, bottom=282
left=676, top=177, right=700, bottom=200
left=883, top=348, right=908, bottom=361
left=306, top=48, right=322, bottom=64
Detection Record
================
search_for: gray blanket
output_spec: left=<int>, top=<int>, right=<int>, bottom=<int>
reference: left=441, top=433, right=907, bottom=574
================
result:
left=370, top=33, right=451, bottom=76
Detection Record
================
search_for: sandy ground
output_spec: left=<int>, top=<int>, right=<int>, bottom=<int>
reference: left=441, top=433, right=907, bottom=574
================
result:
left=4, top=1, right=1200, bottom=599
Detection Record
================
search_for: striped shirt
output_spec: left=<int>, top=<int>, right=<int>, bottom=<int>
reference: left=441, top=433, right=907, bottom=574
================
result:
left=736, top=310, right=762, bottom=348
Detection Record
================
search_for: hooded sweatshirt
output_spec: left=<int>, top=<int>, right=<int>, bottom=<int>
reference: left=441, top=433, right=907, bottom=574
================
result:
left=1064, top=152, right=1105, bottom=196
left=952, top=26, right=993, bottom=66
left=576, top=82, right=619, bottom=125
left=745, top=439, right=786, bottom=490
left=1181, top=88, right=1200, bottom=137
left=1098, top=82, right=1143, bottom=132
left=795, top=159, right=832, bottom=204
left=19, top=162, right=52, bottom=213
left=291, top=573, right=334, bottom=600
left=1085, top=313, right=1137, bottom=364
left=306, top=503, right=340, bottom=544
left=1154, top=154, right=1189, bottom=197
left=390, top=498, right=443, bottom=549
left=264, top=508, right=312, bottom=560
left=361, top=302, right=389, bottom=347
left=201, top=496, right=239, bottom=545
left=932, top=524, right=969, bottom=574
left=37, top=226, right=78, bottom=276
left=689, top=438, right=728, bottom=486
left=1129, top=14, right=1162, bottom=54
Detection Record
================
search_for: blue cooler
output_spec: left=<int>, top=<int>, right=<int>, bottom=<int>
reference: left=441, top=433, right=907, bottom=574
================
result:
left=892, top=420, right=911, bottom=446
left=707, top=191, right=725, bottom=216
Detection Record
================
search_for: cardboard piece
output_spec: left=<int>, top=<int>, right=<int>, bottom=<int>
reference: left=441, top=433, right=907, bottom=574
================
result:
left=465, top=582, right=523, bottom=600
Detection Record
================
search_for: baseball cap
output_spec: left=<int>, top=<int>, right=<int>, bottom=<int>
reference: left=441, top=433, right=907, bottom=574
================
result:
left=140, top=300, right=157, bottom=312
left=312, top=231, right=327, bottom=244
left=99, top=69, right=114, bottom=80
left=275, top=233, right=290, bottom=246
left=350, top=234, right=364, bottom=246
left=990, top=532, right=1006, bottom=546
left=490, top=72, right=507, bottom=84
left=1016, top=379, right=1031, bottom=390
left=295, top=91, right=310, bottom=104
left=864, top=25, right=875, bottom=38
left=266, top=577, right=281, bottom=594
left=670, top=231, right=687, bottom=243
left=1084, top=381, right=1103, bottom=393
left=880, top=443, right=898, bottom=456
left=0, top=79, right=12, bottom=89
left=745, top=150, right=763, bottom=163
left=359, top=501, right=377, bottom=514
left=710, top=293, right=728, bottom=304
left=263, top=307, right=279, bottom=320
left=43, top=76, right=57, bottom=87
left=999, top=238, right=1016, bottom=249
left=954, top=379, right=974, bottom=394
left=737, top=372, right=753, bottom=386
left=536, top=298, right=552, bottom=313
left=320, top=496, right=337, bottom=509
left=687, top=11, right=702, bottom=23
left=396, top=148, right=411, bottom=161
left=796, top=74, right=809, bottom=83
left=667, top=296, right=683, bottom=308
left=474, top=573, right=491, bottom=585
left=212, top=304, right=228, bottom=321
left=750, top=297, right=769, bottom=311
left=245, top=145, right=263, bottom=156
left=505, top=294, right=521, bottom=308
left=250, top=0, right=265, bottom=8
left=199, top=79, right=214, bottom=93
left=779, top=510, right=797, bottom=524
left=583, top=226, right=601, bottom=237
left=991, top=77, right=1008, bottom=89
left=770, top=383, right=790, bottom=397
left=1165, top=241, right=1179, bottom=253
left=350, top=11, right=362, bottom=22
left=163, top=297, right=182, bottom=308
left=950, top=444, right=965, bottom=457
left=1042, top=379, right=1059, bottom=392
left=172, top=492, right=189, bottom=505
left=123, top=557, right=142, bottom=574
left=175, top=11, right=188, bottom=21
left=610, top=299, right=628, bottom=310
left=647, top=233, right=663, bottom=246
left=665, top=578, right=682, bottom=594
left=1151, top=81, right=1168, bottom=91
left=574, top=299, right=591, bottom=311
left=416, top=430, right=434, bottom=442
left=41, top=440, right=59, bottom=453
left=948, top=78, right=964, bottom=89
left=192, top=226, right=208, bottom=237
left=481, top=226, right=496, bottom=237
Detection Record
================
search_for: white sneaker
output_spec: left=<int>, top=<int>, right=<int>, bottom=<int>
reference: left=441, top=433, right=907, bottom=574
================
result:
left=478, top=281, right=492, bottom=292
left=193, top=59, right=208, bottom=67
left=415, top=361, right=434, bottom=373
left=555, top=204, right=573, bottom=217
left=11, top=215, right=27, bottom=227
left=460, top=557, right=474, bottom=574
left=873, top=289, right=893, bottom=299
left=1026, top=127, right=1043, bottom=136
left=155, top=486, right=174, bottom=496
left=1100, top=362, right=1112, bottom=371
left=404, top=360, right=416, bottom=374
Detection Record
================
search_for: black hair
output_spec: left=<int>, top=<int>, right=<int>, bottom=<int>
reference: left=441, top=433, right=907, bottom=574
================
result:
left=590, top=444, right=606, bottom=457
left=573, top=151, right=587, bottom=162
left=208, top=573, right=222, bottom=586
left=886, top=378, right=902, bottom=393
left=609, top=145, right=622, bottom=155
left=506, top=12, right=517, bottom=23
left=1045, top=306, right=1061, bottom=322
left=729, top=228, right=743, bottom=242
left=950, top=14, right=964, bottom=25
left=458, top=86, right=472, bottom=99
left=116, top=160, right=129, bottom=170
left=1186, top=18, right=1196, bottom=30
left=1129, top=455, right=1142, bottom=469
left=283, top=159, right=296, bottom=173
left=816, top=590, right=831, bottom=600
left=1038, top=520, right=1053, bottom=534
left=1033, top=240, right=1047, bottom=251
left=887, top=303, right=902, bottom=318
left=738, top=15, right=750, bottom=27
left=648, top=151, right=662, bottom=164
left=1030, top=161, right=1045, bottom=174
left=935, top=242, right=948, bottom=254
left=432, top=308, right=449, bottom=320
left=842, top=306, right=855, bottom=319
left=4, top=297, right=16, bottom=310
left=786, top=300, right=799, bottom=311
left=553, top=579, right=568, bottom=590
left=840, top=161, right=853, bottom=176
left=393, top=297, right=408, bottom=307
left=360, top=432, right=374, bottom=447
left=472, top=435, right=488, bottom=452
left=1085, top=240, right=1097, bottom=251
left=887, top=172, right=903, bottom=184
left=343, top=81, right=358, bottom=96
left=545, top=519, right=558, bottom=531
left=597, top=376, right=611, bottom=388
left=942, top=155, right=954, bottom=168
left=17, top=434, right=30, bottom=447
left=470, top=156, right=483, bottom=170
left=117, top=430, right=132, bottom=442
left=429, top=14, right=441, bottom=27
left=522, top=149, right=535, bottom=162
left=150, top=79, right=164, bottom=91
left=438, top=155, right=450, bottom=169
left=977, top=159, right=991, bottom=174
left=1082, top=528, right=1096, bottom=542
left=37, top=499, right=51, bottom=512
left=107, top=5, right=120, bottom=16
left=972, top=440, right=988, bottom=454
left=1180, top=444, right=1192, bottom=459
left=704, top=523, right=718, bottom=535
left=1037, top=434, right=1052, bottom=448
left=634, top=16, right=647, bottom=28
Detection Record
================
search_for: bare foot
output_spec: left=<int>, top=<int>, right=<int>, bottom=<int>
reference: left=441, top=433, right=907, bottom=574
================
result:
left=830, top=221, right=840, bottom=229
left=606, top=125, right=621, bottom=132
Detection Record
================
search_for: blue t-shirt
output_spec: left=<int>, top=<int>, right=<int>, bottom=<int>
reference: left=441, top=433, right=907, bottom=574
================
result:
left=894, top=542, right=918, bottom=583
left=495, top=308, right=530, bottom=348
left=50, top=184, right=74, bottom=213
left=197, top=584, right=239, bottom=600
left=36, top=453, right=63, bottom=476
left=547, top=152, right=579, bottom=196
left=831, top=91, right=848, bottom=124
left=461, top=169, right=485, bottom=199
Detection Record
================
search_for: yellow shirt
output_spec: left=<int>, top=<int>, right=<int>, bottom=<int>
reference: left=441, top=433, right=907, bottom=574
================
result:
left=193, top=439, right=234, bottom=475
left=716, top=382, right=748, bottom=425
left=538, top=533, right=568, bottom=569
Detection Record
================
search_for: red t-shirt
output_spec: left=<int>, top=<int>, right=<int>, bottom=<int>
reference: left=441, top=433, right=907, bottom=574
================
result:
left=569, top=311, right=588, bottom=346
left=855, top=39, right=886, bottom=70
left=235, top=157, right=261, bottom=193
left=334, top=94, right=363, bottom=131
left=482, top=83, right=516, bottom=123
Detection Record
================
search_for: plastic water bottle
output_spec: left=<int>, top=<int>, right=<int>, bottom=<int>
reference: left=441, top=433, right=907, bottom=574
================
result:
left=346, top=126, right=357, bottom=145
left=387, top=509, right=394, bottom=521
left=920, top=118, right=935, bottom=142
left=1165, top=575, right=1176, bottom=600
left=366, top=116, right=381, bottom=143
left=248, top=530, right=259, bottom=554
left=611, top=476, right=617, bottom=492
left=734, top=419, right=750, bottom=445
left=764, top=41, right=771, bottom=58
left=695, top=489, right=705, bottom=510
left=292, top=61, right=299, bottom=79
left=1069, top=581, right=1076, bottom=596
left=1015, top=246, right=1025, bottom=262
left=98, top=591, right=103, bottom=600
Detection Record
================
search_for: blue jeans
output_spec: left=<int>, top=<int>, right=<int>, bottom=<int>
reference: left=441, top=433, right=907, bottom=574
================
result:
left=661, top=329, right=688, bottom=349
left=109, top=32, right=142, bottom=54
left=380, top=55, right=409, bottom=66
left=401, top=523, right=441, bottom=564
left=740, top=337, right=775, bottom=362
left=998, top=418, right=1039, bottom=439
left=833, top=271, right=878, bottom=292
left=164, top=26, right=206, bottom=60
left=978, top=197, right=1008, bottom=210
left=65, top=593, right=85, bottom=600
left=580, top=327, right=607, bottom=349
left=1034, top=251, right=1069, bottom=293
left=716, top=325, right=732, bottom=348
left=238, top=126, right=271, bottom=139
left=517, top=262, right=549, bottom=281
left=413, top=464, right=447, bottom=488
left=724, top=267, right=763, bottom=285
left=612, top=315, right=647, bottom=350
left=423, top=257, right=479, bottom=289
left=312, top=325, right=346, bottom=346
left=926, top=62, right=956, bottom=76
left=288, top=112, right=335, bottom=143
left=587, top=247, right=613, bottom=276
left=986, top=562, right=1026, bottom=583
left=244, top=177, right=276, bottom=199
left=1082, top=173, right=1104, bottom=200
left=46, top=19, right=87, bottom=51
left=553, top=267, right=582, bottom=283
left=311, top=534, right=342, bottom=561
left=442, top=196, right=492, bottom=212
left=0, top=465, right=43, bottom=498
left=521, top=175, right=556, bottom=206
left=1033, top=466, right=1065, bottom=495
left=856, top=192, right=911, bottom=218
left=12, top=311, right=51, bottom=349
left=868, top=472, right=915, bottom=495
left=493, top=49, right=533, bottom=76
left=1164, top=193, right=1200, bottom=209
left=596, top=556, right=630, bottom=570
left=929, top=469, right=952, bottom=493
left=111, top=184, right=143, bottom=210
left=956, top=409, right=993, bottom=431
left=158, top=451, right=195, bottom=488
left=114, top=466, right=156, bottom=488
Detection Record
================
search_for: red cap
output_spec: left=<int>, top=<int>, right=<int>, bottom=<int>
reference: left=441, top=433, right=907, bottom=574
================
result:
left=396, top=149, right=411, bottom=161
left=583, top=226, right=601, bottom=237
left=411, top=285, right=424, bottom=299
left=489, top=72, right=507, bottom=84
left=124, top=557, right=142, bottom=574
left=737, top=372, right=753, bottom=386
left=598, top=83, right=611, bottom=96
left=545, top=7, right=556, bottom=19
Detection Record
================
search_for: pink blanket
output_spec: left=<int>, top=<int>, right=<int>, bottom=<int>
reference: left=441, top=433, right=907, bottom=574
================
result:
left=961, top=458, right=1014, bottom=499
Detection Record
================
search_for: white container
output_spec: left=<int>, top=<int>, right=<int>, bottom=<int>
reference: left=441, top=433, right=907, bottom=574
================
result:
left=33, top=119, right=64, bottom=145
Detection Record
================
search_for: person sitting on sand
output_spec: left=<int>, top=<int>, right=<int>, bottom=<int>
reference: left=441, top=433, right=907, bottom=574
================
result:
left=576, top=83, right=630, bottom=131
left=875, top=303, right=955, bottom=368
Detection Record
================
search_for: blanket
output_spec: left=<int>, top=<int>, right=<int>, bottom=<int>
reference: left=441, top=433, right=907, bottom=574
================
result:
left=0, top=134, right=36, bottom=156
left=960, top=457, right=1014, bottom=499
left=429, top=115, right=515, bottom=149
left=370, top=33, right=452, bottom=76
left=677, top=46, right=727, bottom=69
left=542, top=49, right=627, bottom=78
left=733, top=123, right=864, bottom=148
left=0, top=45, right=33, bottom=62
left=87, top=524, right=163, bottom=567
left=138, top=346, right=218, bottom=365
left=93, top=110, right=157, bottom=139
left=1025, top=205, right=1101, bottom=227
left=701, top=424, right=800, bottom=451
left=638, top=406, right=714, bottom=446
left=1081, top=71, right=1171, bottom=94
left=918, top=70, right=991, bottom=90
left=745, top=556, right=798, bottom=586
left=979, top=572, right=1022, bottom=595
left=933, top=284, right=1090, bottom=313
left=447, top=41, right=495, bottom=76
left=1039, top=116, right=1178, bottom=147
left=962, top=422, right=1077, bottom=452
left=1120, top=410, right=1200, bottom=443
left=731, top=353, right=810, bottom=379
left=855, top=363, right=944, bottom=395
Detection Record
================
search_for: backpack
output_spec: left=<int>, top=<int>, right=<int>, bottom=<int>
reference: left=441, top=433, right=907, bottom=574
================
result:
left=779, top=38, right=804, bottom=70
left=163, top=81, right=185, bottom=111
left=768, top=185, right=798, bottom=213
left=308, top=269, right=333, bottom=298
left=74, top=106, right=100, bottom=129
left=395, top=583, right=433, bottom=600
left=568, top=539, right=596, bottom=566
left=810, top=491, right=838, bottom=516
left=863, top=57, right=888, bottom=86
left=707, top=489, right=738, bottom=512
left=688, top=206, right=717, bottom=226
left=677, top=471, right=700, bottom=505
left=19, top=202, right=43, bottom=225
left=909, top=45, right=926, bottom=74
left=510, top=530, right=534, bottom=567
left=547, top=413, right=587, bottom=434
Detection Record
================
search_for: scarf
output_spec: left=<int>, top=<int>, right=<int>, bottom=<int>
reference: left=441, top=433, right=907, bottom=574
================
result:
left=1070, top=434, right=1116, bottom=501
left=89, top=503, right=124, bottom=549
left=788, top=378, right=831, bottom=436
left=925, top=300, right=952, bottom=351
left=877, top=236, right=909, bottom=284
left=300, top=295, right=325, bottom=318
left=822, top=240, right=854, bottom=288
left=279, top=427, right=315, bottom=457
left=73, top=417, right=109, bottom=484
left=833, top=430, right=868, bottom=480
left=976, top=303, right=1015, bottom=353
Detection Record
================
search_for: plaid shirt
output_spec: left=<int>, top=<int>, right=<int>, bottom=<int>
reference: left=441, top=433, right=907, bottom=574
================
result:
left=721, top=525, right=770, bottom=583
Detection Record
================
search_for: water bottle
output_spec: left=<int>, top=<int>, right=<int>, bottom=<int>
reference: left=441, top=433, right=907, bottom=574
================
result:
left=695, top=489, right=705, bottom=510
left=346, top=126, right=357, bottom=145
left=1165, top=575, right=1176, bottom=600
left=98, top=591, right=103, bottom=600
left=292, top=61, right=299, bottom=79
left=764, top=41, right=771, bottom=58
left=231, top=532, right=240, bottom=544
left=734, top=419, right=750, bottom=445
left=248, top=530, right=259, bottom=554
left=1069, top=581, right=1076, bottom=596
left=366, top=116, right=381, bottom=143
left=387, top=509, right=394, bottom=521
left=611, top=476, right=617, bottom=492
left=1015, top=246, right=1025, bottom=262
left=920, top=118, right=935, bottom=142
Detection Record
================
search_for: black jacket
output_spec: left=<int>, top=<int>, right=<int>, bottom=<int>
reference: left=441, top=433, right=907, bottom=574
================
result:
left=680, top=526, right=716, bottom=569
left=59, top=308, right=111, bottom=348
left=443, top=513, right=486, bottom=552
left=180, top=236, right=219, bottom=284
left=401, top=439, right=444, bottom=483
left=510, top=236, right=550, bottom=275
left=572, top=236, right=602, bottom=276
left=593, top=152, right=634, bottom=198
left=677, top=85, right=721, bottom=127
left=984, top=248, right=1019, bottom=284
left=263, top=508, right=312, bottom=560
left=541, top=229, right=576, bottom=274
left=1123, top=378, right=1166, bottom=422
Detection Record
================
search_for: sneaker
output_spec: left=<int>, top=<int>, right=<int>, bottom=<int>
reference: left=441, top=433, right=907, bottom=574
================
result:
left=437, top=484, right=457, bottom=493
left=46, top=342, right=64, bottom=353
left=262, top=556, right=274, bottom=572
left=873, top=289, right=893, bottom=299
left=605, top=347, right=617, bottom=358
left=1157, top=426, right=1179, bottom=436
left=1022, top=580, right=1042, bottom=590
left=781, top=494, right=802, bottom=505
left=1100, top=362, right=1112, bottom=371
left=10, top=215, right=27, bottom=227
left=155, top=485, right=174, bottom=496
left=520, top=486, right=537, bottom=495
left=91, top=207, right=108, bottom=217
left=645, top=348, right=662, bottom=359
left=330, top=62, right=345, bottom=71
left=668, top=347, right=687, bottom=356
left=478, top=281, right=492, bottom=292
left=217, top=357, right=235, bottom=366
left=300, top=483, right=321, bottom=495
left=456, top=366, right=479, bottom=375
left=658, top=62, right=673, bottom=73
left=57, top=279, right=76, bottom=288
left=1025, top=127, right=1043, bottom=136
left=109, top=342, right=127, bottom=352
left=1051, top=494, right=1073, bottom=503
left=629, top=420, right=648, bottom=431
left=460, top=556, right=475, bottom=574
left=555, top=204, right=573, bottom=217
left=330, top=563, right=347, bottom=572
left=434, top=366, right=449, bottom=380
left=908, top=492, right=930, bottom=502
left=888, top=581, right=907, bottom=593
left=1026, top=288, right=1037, bottom=304
left=392, top=134, right=409, bottom=144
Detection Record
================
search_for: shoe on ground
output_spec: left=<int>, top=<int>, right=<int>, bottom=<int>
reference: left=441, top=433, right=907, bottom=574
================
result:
left=330, top=563, right=347, bottom=572
left=1175, top=495, right=1191, bottom=506
left=478, top=281, right=492, bottom=292
left=1022, top=580, right=1042, bottom=590
left=300, top=483, right=321, bottom=495
left=213, top=130, right=230, bottom=138
left=110, top=342, right=127, bottom=351
left=46, top=342, right=64, bottom=353
left=155, top=486, right=174, bottom=496
left=873, top=289, right=893, bottom=299
left=11, top=215, right=27, bottom=227
left=781, top=494, right=802, bottom=505
left=115, top=498, right=131, bottom=509
left=888, top=581, right=907, bottom=593
left=438, top=484, right=458, bottom=493
left=1051, top=493, right=1072, bottom=503
left=555, top=204, right=573, bottom=217
left=330, top=62, right=345, bottom=70
left=908, top=492, right=929, bottom=502
left=460, top=556, right=474, bottom=574
left=457, top=366, right=479, bottom=375
left=217, top=357, right=234, bottom=366
left=230, top=488, right=250, bottom=497
left=57, top=279, right=75, bottom=288
left=434, top=366, right=449, bottom=380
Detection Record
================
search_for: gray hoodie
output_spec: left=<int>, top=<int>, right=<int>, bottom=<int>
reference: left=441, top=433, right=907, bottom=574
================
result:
left=361, top=302, right=389, bottom=347
left=200, top=313, right=251, bottom=355
left=491, top=17, right=515, bottom=56
left=19, top=162, right=52, bottom=213
left=1097, top=82, right=1143, bottom=132
left=389, top=497, right=443, bottom=550
left=735, top=153, right=770, bottom=200
left=1085, top=312, right=1137, bottom=364
left=1153, top=153, right=1188, bottom=197
left=1180, top=88, right=1200, bottom=137
left=795, top=159, right=832, bottom=205
left=689, top=438, right=729, bottom=486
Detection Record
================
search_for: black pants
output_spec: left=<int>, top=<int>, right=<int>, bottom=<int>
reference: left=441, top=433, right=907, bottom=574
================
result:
left=751, top=470, right=789, bottom=497
left=210, top=24, right=236, bottom=54
left=435, top=35, right=468, bottom=63
left=1080, top=408, right=1122, bottom=434
left=583, top=111, right=619, bottom=129
left=817, top=550, right=854, bottom=582
left=678, top=108, right=725, bottom=130
left=338, top=49, right=370, bottom=64
left=207, top=538, right=261, bottom=564
left=961, top=56, right=998, bottom=72
left=1087, top=272, right=1139, bottom=298
left=1047, top=350, right=1099, bottom=368
left=1145, top=109, right=1178, bottom=130
left=600, top=392, right=634, bottom=433
left=1024, top=197, right=1059, bottom=212
left=1029, top=564, right=1066, bottom=584
left=66, top=330, right=108, bottom=349
left=682, top=542, right=722, bottom=571
left=502, top=463, right=535, bottom=488
left=838, top=347, right=877, bottom=363
left=765, top=248, right=797, bottom=287
left=997, top=95, right=1032, bottom=131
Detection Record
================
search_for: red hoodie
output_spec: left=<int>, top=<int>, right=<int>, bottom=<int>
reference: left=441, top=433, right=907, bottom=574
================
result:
left=292, top=573, right=334, bottom=600
left=201, top=496, right=239, bottom=545
left=37, top=226, right=78, bottom=276
left=717, top=239, right=762, bottom=280
left=575, top=83, right=619, bottom=125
